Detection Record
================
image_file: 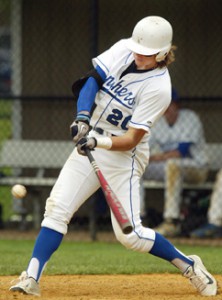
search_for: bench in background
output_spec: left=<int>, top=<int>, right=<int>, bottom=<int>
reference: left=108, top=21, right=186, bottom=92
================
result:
left=143, top=143, right=222, bottom=191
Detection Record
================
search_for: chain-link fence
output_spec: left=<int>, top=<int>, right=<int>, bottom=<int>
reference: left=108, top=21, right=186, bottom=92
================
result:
left=0, top=0, right=221, bottom=238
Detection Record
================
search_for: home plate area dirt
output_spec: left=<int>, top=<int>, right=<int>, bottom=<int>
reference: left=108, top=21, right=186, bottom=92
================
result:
left=1, top=274, right=221, bottom=300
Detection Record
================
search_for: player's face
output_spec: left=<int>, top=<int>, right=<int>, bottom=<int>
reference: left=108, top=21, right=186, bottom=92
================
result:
left=133, top=53, right=157, bottom=70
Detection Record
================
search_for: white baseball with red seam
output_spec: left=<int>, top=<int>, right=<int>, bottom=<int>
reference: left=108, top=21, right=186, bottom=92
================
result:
left=11, top=184, right=27, bottom=198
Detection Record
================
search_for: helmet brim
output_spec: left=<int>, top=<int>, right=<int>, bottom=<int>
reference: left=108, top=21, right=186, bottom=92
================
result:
left=125, top=38, right=159, bottom=56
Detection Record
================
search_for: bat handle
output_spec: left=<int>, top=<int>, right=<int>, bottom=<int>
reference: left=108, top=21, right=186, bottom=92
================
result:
left=84, top=148, right=94, bottom=163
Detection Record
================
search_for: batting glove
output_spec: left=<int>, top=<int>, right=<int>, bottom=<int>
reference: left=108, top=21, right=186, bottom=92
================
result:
left=70, top=114, right=90, bottom=143
left=77, top=137, right=97, bottom=156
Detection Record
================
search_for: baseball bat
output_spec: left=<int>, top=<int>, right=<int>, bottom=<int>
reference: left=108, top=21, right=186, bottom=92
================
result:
left=85, top=148, right=133, bottom=234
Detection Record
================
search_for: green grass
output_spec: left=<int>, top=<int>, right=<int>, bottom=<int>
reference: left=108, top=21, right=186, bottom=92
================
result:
left=0, top=239, right=222, bottom=276
left=0, top=186, right=13, bottom=221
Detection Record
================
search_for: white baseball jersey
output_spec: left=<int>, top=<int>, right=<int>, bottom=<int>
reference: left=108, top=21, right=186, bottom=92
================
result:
left=91, top=39, right=171, bottom=143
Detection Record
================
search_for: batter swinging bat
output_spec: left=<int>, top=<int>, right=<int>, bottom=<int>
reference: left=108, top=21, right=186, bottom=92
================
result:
left=85, top=148, right=133, bottom=234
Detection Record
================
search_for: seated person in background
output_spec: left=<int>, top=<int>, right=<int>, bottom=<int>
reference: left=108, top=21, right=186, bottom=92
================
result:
left=141, top=88, right=208, bottom=237
left=190, top=168, right=222, bottom=238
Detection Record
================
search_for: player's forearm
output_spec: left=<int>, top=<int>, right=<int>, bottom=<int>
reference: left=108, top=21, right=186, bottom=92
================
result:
left=164, top=150, right=181, bottom=159
left=150, top=150, right=181, bottom=161
left=96, top=129, right=145, bottom=151
left=95, top=136, right=134, bottom=151
left=110, top=136, right=136, bottom=151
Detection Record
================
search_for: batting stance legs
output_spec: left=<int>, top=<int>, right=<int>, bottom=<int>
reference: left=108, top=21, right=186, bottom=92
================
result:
left=10, top=148, right=217, bottom=296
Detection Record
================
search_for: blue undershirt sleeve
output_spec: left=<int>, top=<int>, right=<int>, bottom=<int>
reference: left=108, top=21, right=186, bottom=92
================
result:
left=77, top=65, right=106, bottom=114
left=177, top=142, right=192, bottom=157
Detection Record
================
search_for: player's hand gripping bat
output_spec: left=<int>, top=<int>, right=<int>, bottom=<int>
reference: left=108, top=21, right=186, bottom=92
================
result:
left=84, top=148, right=133, bottom=234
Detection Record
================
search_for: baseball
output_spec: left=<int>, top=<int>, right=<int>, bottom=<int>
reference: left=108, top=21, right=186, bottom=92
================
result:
left=11, top=184, right=27, bottom=198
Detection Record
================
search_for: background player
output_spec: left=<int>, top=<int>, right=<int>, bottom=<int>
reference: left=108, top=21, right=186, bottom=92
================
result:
left=10, top=16, right=217, bottom=297
left=141, top=88, right=208, bottom=237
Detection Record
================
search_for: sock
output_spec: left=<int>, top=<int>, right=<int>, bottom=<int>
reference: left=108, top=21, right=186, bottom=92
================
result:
left=27, top=227, right=63, bottom=282
left=149, top=232, right=194, bottom=272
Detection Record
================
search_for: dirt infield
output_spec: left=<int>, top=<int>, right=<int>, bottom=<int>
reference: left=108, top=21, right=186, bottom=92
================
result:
left=1, top=274, right=221, bottom=300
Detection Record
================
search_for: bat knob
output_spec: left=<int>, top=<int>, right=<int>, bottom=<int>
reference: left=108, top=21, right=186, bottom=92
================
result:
left=122, top=225, right=133, bottom=234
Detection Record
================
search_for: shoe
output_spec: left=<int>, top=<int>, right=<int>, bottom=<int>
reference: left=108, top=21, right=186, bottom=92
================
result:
left=9, top=271, right=40, bottom=296
left=190, top=223, right=222, bottom=238
left=154, top=220, right=181, bottom=237
left=183, top=255, right=217, bottom=296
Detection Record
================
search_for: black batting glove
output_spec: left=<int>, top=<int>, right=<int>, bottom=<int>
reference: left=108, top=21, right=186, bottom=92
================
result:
left=70, top=114, right=90, bottom=143
left=77, top=137, right=97, bottom=156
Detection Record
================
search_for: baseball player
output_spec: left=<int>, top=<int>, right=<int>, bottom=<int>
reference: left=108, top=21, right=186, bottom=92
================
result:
left=141, top=88, right=208, bottom=237
left=10, top=16, right=217, bottom=296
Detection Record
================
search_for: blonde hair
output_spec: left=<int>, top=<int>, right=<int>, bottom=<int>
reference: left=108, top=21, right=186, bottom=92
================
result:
left=157, top=45, right=177, bottom=68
